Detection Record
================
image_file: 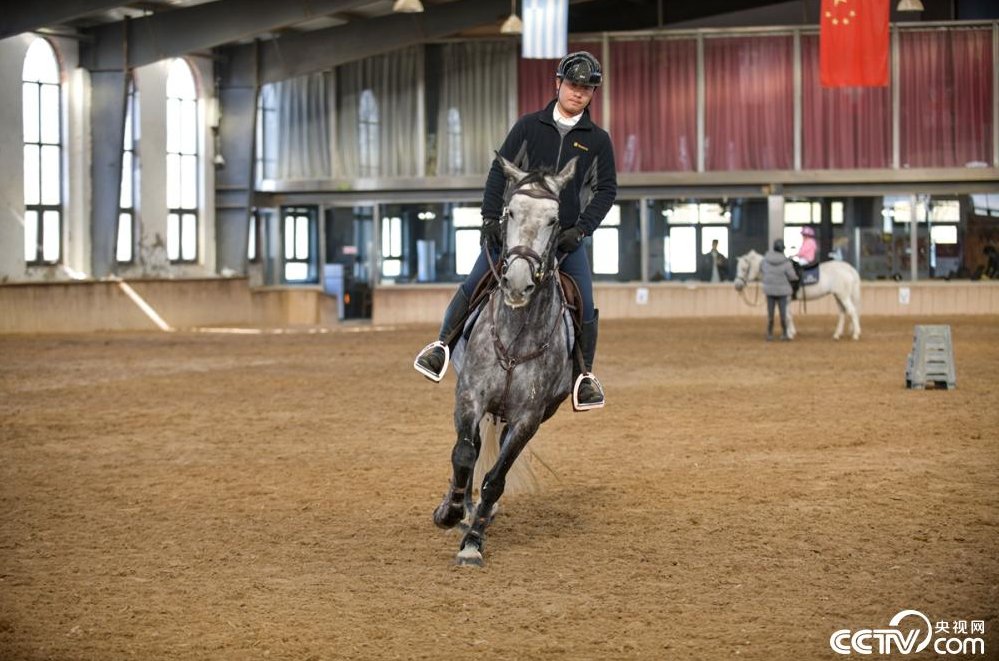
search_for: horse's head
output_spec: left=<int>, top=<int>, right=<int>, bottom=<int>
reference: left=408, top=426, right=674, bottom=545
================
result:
left=495, top=154, right=577, bottom=308
left=733, top=249, right=762, bottom=291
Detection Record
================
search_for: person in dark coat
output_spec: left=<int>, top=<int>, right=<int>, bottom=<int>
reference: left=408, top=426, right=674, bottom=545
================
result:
left=413, top=51, right=617, bottom=410
left=761, top=239, right=799, bottom=341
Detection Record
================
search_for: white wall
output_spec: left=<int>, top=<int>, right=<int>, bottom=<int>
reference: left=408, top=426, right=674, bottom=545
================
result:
left=0, top=34, right=217, bottom=283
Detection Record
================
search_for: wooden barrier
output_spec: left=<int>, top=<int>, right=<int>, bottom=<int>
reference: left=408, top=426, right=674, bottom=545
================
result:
left=373, top=281, right=999, bottom=325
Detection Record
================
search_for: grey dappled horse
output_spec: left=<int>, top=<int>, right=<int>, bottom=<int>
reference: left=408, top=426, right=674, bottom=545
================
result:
left=733, top=249, right=862, bottom=340
left=432, top=155, right=577, bottom=567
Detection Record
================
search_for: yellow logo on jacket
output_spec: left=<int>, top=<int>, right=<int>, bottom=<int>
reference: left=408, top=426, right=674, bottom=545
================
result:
left=573, top=141, right=589, bottom=152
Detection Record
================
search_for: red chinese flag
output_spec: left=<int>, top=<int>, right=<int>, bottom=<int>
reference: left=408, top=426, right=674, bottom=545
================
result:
left=820, top=0, right=890, bottom=87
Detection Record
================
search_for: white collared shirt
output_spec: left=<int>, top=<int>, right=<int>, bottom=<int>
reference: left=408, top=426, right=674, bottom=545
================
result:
left=553, top=104, right=582, bottom=128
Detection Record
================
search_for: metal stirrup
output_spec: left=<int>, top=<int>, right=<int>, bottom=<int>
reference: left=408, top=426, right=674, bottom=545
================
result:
left=413, top=341, right=450, bottom=382
left=572, top=372, right=605, bottom=411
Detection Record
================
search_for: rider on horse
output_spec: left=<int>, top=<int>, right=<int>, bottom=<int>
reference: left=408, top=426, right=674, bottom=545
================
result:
left=413, top=51, right=618, bottom=411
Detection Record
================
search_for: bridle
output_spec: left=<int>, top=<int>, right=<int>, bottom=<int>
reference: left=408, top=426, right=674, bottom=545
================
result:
left=734, top=259, right=761, bottom=306
left=482, top=181, right=568, bottom=420
left=485, top=185, right=563, bottom=288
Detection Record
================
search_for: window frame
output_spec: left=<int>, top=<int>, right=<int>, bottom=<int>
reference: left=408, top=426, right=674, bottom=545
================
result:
left=22, top=38, right=63, bottom=266
left=165, top=58, right=200, bottom=264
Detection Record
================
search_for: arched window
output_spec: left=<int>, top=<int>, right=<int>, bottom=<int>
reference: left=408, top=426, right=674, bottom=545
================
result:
left=117, top=76, right=139, bottom=263
left=445, top=107, right=463, bottom=174
left=166, top=58, right=199, bottom=263
left=22, top=38, right=62, bottom=264
left=358, top=89, right=379, bottom=177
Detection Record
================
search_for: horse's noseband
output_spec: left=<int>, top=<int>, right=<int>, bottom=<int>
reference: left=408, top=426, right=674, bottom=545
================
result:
left=500, top=186, right=561, bottom=286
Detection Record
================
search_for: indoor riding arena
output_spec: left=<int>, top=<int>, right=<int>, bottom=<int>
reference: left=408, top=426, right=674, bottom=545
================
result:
left=2, top=315, right=999, bottom=659
left=3, top=1, right=999, bottom=659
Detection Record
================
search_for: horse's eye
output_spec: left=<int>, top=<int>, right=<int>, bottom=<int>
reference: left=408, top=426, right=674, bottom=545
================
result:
left=550, top=216, right=559, bottom=226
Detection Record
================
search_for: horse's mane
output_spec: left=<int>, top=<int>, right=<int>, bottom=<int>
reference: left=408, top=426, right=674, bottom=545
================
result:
left=515, top=168, right=557, bottom=194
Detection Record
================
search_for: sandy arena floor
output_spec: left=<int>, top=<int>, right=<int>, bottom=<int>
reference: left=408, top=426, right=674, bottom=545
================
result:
left=1, top=315, right=997, bottom=660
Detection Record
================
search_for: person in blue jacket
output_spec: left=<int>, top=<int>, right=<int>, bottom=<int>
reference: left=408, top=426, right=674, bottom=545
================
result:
left=413, top=51, right=618, bottom=410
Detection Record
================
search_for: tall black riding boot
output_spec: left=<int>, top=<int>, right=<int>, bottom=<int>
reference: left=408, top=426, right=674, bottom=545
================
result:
left=414, top=288, right=471, bottom=382
left=573, top=310, right=605, bottom=411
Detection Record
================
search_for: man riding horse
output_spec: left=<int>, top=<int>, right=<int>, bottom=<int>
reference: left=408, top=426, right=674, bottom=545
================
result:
left=413, top=51, right=617, bottom=411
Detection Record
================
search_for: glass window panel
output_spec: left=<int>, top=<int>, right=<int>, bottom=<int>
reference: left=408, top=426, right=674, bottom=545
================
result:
left=166, top=153, right=180, bottom=208
left=295, top=216, right=309, bottom=259
left=832, top=201, right=844, bottom=225
left=165, top=98, right=180, bottom=153
left=783, top=226, right=802, bottom=255
left=455, top=229, right=479, bottom=275
left=930, top=200, right=960, bottom=222
left=39, top=84, right=59, bottom=144
left=116, top=212, right=133, bottom=262
left=453, top=207, right=482, bottom=227
left=930, top=225, right=957, bottom=244
left=181, top=101, right=197, bottom=155
left=181, top=213, right=197, bottom=260
left=701, top=226, right=729, bottom=257
left=665, top=204, right=698, bottom=224
left=785, top=201, right=812, bottom=224
left=167, top=59, right=196, bottom=100
left=285, top=216, right=296, bottom=259
left=24, top=210, right=38, bottom=261
left=123, top=107, right=133, bottom=151
left=120, top=151, right=132, bottom=208
left=698, top=203, right=728, bottom=224
left=593, top=227, right=619, bottom=274
left=42, top=211, right=59, bottom=262
left=180, top=155, right=197, bottom=209
left=247, top=216, right=257, bottom=261
left=667, top=226, right=696, bottom=274
left=22, top=83, right=39, bottom=143
left=167, top=213, right=180, bottom=260
left=23, top=39, right=59, bottom=84
left=381, top=217, right=392, bottom=256
left=40, top=145, right=60, bottom=204
left=23, top=145, right=39, bottom=205
left=603, top=204, right=621, bottom=227
left=390, top=218, right=402, bottom=256
left=382, top=258, right=401, bottom=278
left=285, top=262, right=308, bottom=281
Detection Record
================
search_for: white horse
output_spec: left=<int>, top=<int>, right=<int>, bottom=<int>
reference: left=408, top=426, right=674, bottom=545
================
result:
left=733, top=250, right=862, bottom=340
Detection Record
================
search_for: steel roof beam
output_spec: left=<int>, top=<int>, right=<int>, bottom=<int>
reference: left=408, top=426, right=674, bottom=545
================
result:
left=1, top=0, right=126, bottom=39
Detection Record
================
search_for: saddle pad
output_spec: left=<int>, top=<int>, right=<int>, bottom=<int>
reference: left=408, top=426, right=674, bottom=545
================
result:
left=451, top=296, right=574, bottom=376
left=802, top=264, right=820, bottom=286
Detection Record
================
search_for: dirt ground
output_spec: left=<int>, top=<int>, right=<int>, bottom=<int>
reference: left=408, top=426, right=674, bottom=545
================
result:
left=1, top=315, right=997, bottom=660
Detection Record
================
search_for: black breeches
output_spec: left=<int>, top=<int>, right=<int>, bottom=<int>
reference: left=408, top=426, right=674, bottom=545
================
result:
left=767, top=295, right=788, bottom=330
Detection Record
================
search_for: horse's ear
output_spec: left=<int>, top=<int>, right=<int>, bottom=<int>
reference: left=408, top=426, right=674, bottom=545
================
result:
left=549, top=156, right=578, bottom=192
left=495, top=152, right=526, bottom=183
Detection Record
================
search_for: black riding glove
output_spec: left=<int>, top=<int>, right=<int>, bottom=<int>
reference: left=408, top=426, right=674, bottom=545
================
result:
left=557, top=226, right=585, bottom=253
left=480, top=217, right=502, bottom=247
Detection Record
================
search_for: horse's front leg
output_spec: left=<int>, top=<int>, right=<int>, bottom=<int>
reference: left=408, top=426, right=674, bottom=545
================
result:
left=457, top=419, right=538, bottom=567
left=433, top=411, right=481, bottom=530
left=785, top=305, right=797, bottom=339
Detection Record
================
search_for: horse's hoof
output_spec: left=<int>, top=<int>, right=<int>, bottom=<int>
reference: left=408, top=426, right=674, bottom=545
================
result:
left=455, top=542, right=484, bottom=567
left=433, top=500, right=464, bottom=530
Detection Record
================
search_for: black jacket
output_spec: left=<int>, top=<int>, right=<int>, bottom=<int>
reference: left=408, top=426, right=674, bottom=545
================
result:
left=481, top=99, right=617, bottom=236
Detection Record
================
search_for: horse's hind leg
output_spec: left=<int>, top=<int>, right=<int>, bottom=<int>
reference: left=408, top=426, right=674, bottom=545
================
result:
left=433, top=414, right=481, bottom=530
left=833, top=296, right=847, bottom=340
left=457, top=420, right=537, bottom=567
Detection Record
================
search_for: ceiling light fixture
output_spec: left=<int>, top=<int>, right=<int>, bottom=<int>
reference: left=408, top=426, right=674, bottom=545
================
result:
left=896, top=0, right=924, bottom=11
left=393, top=0, right=424, bottom=12
left=500, top=0, right=523, bottom=35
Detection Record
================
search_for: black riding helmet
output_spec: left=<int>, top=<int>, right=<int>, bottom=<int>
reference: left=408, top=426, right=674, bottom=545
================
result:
left=774, top=239, right=786, bottom=252
left=556, top=51, right=602, bottom=87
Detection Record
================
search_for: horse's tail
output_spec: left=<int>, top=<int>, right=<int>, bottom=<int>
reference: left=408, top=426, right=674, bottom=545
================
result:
left=474, top=414, right=539, bottom=496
